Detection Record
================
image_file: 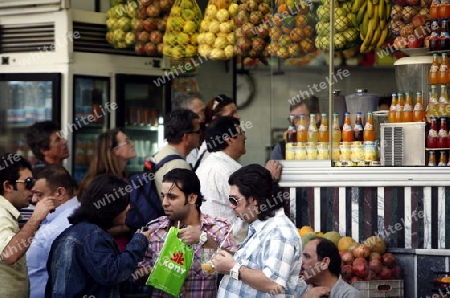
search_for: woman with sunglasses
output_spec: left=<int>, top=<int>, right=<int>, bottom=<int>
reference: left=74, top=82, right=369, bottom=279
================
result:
left=77, top=127, right=136, bottom=252
left=192, top=94, right=240, bottom=171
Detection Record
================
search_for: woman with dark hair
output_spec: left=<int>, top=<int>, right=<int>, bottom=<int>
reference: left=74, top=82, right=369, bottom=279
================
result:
left=193, top=94, right=240, bottom=171
left=45, top=174, right=152, bottom=298
left=78, top=127, right=137, bottom=252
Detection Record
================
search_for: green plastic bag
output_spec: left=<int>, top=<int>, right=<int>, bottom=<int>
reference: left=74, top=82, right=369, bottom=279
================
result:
left=146, top=227, right=193, bottom=297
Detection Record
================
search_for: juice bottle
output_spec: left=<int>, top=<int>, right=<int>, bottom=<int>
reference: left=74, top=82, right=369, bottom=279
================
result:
left=430, top=0, right=441, bottom=19
left=428, top=151, right=437, bottom=167
left=353, top=112, right=364, bottom=142
left=388, top=93, right=397, bottom=123
left=439, top=53, right=449, bottom=84
left=439, top=85, right=449, bottom=103
left=438, top=151, right=447, bottom=166
left=331, top=113, right=341, bottom=143
left=363, top=112, right=375, bottom=142
left=413, top=91, right=425, bottom=122
left=429, top=53, right=440, bottom=86
left=437, top=118, right=448, bottom=148
left=318, top=113, right=329, bottom=143
left=430, top=85, right=438, bottom=104
left=427, top=118, right=438, bottom=148
left=307, top=114, right=318, bottom=143
left=342, top=112, right=354, bottom=142
left=296, top=114, right=307, bottom=143
left=286, top=114, right=297, bottom=160
left=402, top=92, right=414, bottom=122
left=395, top=92, right=404, bottom=123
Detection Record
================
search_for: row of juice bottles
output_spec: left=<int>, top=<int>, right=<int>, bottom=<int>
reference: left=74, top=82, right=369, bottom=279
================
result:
left=286, top=112, right=376, bottom=144
left=428, top=150, right=450, bottom=166
left=387, top=91, right=426, bottom=123
left=430, top=0, right=450, bottom=19
left=427, top=117, right=450, bottom=148
left=429, top=52, right=450, bottom=86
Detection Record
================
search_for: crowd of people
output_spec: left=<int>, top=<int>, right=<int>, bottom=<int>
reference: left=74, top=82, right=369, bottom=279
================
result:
left=0, top=92, right=363, bottom=297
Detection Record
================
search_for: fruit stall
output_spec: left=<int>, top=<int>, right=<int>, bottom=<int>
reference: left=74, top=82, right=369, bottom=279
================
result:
left=281, top=161, right=450, bottom=297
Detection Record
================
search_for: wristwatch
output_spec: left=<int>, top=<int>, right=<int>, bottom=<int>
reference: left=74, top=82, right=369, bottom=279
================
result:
left=198, top=231, right=208, bottom=246
left=230, top=263, right=242, bottom=280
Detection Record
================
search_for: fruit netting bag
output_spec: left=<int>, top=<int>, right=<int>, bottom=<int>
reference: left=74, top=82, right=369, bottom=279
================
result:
left=314, top=0, right=360, bottom=52
left=197, top=0, right=238, bottom=60
left=233, top=0, right=272, bottom=58
left=133, top=0, right=174, bottom=56
left=163, top=0, right=203, bottom=58
left=147, top=227, right=194, bottom=297
left=106, top=0, right=136, bottom=49
left=268, top=0, right=317, bottom=59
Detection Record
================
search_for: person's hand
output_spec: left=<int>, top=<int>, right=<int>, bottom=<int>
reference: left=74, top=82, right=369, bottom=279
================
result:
left=301, top=286, right=331, bottom=298
left=211, top=249, right=236, bottom=274
left=178, top=225, right=202, bottom=245
left=31, top=196, right=56, bottom=221
left=265, top=159, right=282, bottom=181
left=137, top=227, right=155, bottom=241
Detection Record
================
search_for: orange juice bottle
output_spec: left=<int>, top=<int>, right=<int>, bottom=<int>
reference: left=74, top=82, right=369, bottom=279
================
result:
left=342, top=112, right=354, bottom=142
left=307, top=114, right=318, bottom=143
left=402, top=92, right=414, bottom=122
left=413, top=91, right=425, bottom=122
left=388, top=93, right=397, bottom=123
left=363, top=112, right=376, bottom=142
left=430, top=85, right=439, bottom=104
left=331, top=113, right=341, bottom=143
left=429, top=53, right=440, bottom=85
left=439, top=53, right=449, bottom=84
left=318, top=113, right=329, bottom=143
left=296, top=114, right=307, bottom=143
left=395, top=92, right=404, bottom=123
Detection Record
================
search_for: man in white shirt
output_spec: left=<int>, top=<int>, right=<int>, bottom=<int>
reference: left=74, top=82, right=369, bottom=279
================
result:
left=26, top=164, right=80, bottom=298
left=196, top=116, right=248, bottom=244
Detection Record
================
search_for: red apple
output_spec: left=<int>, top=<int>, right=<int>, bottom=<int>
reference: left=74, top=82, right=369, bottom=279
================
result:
left=341, top=264, right=353, bottom=280
left=135, top=43, right=145, bottom=55
left=382, top=253, right=396, bottom=268
left=342, top=252, right=355, bottom=265
left=144, top=42, right=157, bottom=55
left=143, top=18, right=158, bottom=32
left=150, top=31, right=163, bottom=44
left=353, top=259, right=369, bottom=278
left=369, top=259, right=383, bottom=274
left=379, top=266, right=392, bottom=280
left=353, top=244, right=371, bottom=258
left=408, top=36, right=423, bottom=48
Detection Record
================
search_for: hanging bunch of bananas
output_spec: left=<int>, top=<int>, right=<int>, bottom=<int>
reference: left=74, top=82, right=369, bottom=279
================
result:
left=351, top=0, right=391, bottom=53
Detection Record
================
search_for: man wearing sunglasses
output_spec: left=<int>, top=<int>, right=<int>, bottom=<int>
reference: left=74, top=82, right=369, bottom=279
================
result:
left=0, top=153, right=56, bottom=297
left=26, top=164, right=80, bottom=298
left=212, top=164, right=302, bottom=297
left=154, top=109, right=201, bottom=195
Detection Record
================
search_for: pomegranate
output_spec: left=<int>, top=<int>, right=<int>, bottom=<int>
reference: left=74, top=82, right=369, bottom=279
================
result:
left=353, top=259, right=369, bottom=278
left=350, top=276, right=361, bottom=284
left=353, top=257, right=366, bottom=266
left=370, top=252, right=381, bottom=260
left=342, top=252, right=355, bottom=265
left=353, top=244, right=371, bottom=258
left=144, top=42, right=157, bottom=55
left=379, top=266, right=392, bottom=280
left=391, top=265, right=401, bottom=279
left=382, top=253, right=396, bottom=268
left=369, top=259, right=383, bottom=274
left=341, top=264, right=353, bottom=280
left=365, top=270, right=376, bottom=281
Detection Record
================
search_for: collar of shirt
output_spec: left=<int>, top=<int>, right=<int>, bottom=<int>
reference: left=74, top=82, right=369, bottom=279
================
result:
left=0, top=195, right=21, bottom=221
left=42, top=196, right=79, bottom=224
left=210, top=151, right=241, bottom=166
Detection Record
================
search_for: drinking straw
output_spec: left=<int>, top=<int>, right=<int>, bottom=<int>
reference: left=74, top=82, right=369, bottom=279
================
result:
left=177, top=221, right=180, bottom=229
left=219, top=225, right=233, bottom=249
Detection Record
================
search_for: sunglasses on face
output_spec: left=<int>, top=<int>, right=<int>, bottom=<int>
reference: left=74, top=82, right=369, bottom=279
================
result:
left=229, top=195, right=245, bottom=206
left=16, top=177, right=36, bottom=190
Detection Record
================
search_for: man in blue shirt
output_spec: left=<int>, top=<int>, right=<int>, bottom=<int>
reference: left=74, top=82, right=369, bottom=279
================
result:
left=212, top=164, right=302, bottom=297
left=26, top=164, right=80, bottom=298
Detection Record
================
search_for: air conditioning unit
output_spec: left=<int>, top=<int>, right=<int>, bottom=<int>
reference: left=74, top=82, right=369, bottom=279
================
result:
left=380, top=122, right=425, bottom=166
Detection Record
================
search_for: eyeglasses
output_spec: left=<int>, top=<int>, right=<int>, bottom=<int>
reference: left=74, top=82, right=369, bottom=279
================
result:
left=112, top=139, right=133, bottom=150
left=212, top=95, right=225, bottom=111
left=185, top=130, right=201, bottom=134
left=16, top=177, right=35, bottom=190
left=229, top=195, right=245, bottom=206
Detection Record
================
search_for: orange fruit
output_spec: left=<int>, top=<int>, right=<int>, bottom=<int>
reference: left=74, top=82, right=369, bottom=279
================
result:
left=299, top=226, right=315, bottom=237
